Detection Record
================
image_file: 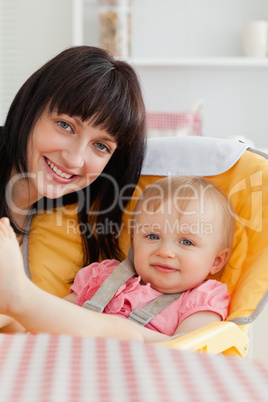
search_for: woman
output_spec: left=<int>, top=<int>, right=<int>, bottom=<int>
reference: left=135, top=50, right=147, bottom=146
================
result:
left=0, top=45, right=146, bottom=269
left=0, top=46, right=146, bottom=337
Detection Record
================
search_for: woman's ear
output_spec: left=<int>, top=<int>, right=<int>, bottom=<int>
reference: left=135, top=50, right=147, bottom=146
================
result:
left=209, top=248, right=230, bottom=275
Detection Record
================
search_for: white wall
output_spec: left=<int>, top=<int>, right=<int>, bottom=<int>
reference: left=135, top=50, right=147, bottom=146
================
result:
left=249, top=303, right=268, bottom=363
left=19, top=0, right=73, bottom=80
left=0, top=0, right=73, bottom=123
left=133, top=65, right=268, bottom=148
left=131, top=0, right=268, bottom=58
left=2, top=0, right=268, bottom=147
left=131, top=0, right=268, bottom=148
left=79, top=0, right=268, bottom=148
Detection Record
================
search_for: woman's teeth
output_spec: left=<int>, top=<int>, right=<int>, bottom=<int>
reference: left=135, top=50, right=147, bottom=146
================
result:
left=47, top=159, right=73, bottom=179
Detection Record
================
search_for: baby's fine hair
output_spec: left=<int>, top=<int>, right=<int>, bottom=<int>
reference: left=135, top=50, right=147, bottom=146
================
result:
left=134, top=176, right=236, bottom=250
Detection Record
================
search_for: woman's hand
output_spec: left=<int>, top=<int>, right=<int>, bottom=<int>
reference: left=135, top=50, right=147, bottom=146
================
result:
left=0, top=315, right=26, bottom=333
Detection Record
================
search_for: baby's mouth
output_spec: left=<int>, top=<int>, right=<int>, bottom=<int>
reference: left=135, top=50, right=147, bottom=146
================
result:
left=152, top=264, right=178, bottom=273
left=46, top=158, right=73, bottom=179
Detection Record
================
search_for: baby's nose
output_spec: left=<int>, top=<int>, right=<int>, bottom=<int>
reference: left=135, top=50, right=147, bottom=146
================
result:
left=156, top=243, right=176, bottom=258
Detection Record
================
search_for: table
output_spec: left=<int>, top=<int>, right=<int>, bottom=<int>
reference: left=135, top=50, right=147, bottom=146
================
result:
left=0, top=333, right=267, bottom=402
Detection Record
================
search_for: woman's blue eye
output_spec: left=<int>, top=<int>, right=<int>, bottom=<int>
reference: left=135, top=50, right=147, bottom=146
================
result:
left=58, top=121, right=71, bottom=131
left=180, top=239, right=193, bottom=246
left=96, top=143, right=110, bottom=153
left=147, top=234, right=159, bottom=240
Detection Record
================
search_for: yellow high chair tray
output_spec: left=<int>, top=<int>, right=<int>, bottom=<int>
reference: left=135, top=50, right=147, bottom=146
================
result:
left=27, top=137, right=268, bottom=358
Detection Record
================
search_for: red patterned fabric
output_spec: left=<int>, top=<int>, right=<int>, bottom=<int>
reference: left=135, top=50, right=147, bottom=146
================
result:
left=146, top=111, right=203, bottom=136
left=0, top=333, right=267, bottom=401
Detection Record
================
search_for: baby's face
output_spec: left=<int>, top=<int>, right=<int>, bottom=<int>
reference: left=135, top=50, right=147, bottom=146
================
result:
left=132, top=198, right=227, bottom=293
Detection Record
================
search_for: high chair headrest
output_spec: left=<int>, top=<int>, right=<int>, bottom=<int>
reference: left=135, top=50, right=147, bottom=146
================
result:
left=142, top=137, right=249, bottom=176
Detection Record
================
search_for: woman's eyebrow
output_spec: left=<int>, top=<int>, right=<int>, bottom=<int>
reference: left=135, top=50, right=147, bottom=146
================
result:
left=70, top=117, right=117, bottom=144
left=71, top=116, right=83, bottom=127
left=74, top=118, right=83, bottom=127
left=99, top=136, right=117, bottom=144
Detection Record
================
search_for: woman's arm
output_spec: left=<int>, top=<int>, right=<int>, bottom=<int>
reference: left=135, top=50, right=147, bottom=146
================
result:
left=6, top=279, right=143, bottom=342
left=0, top=218, right=142, bottom=341
left=64, top=291, right=168, bottom=342
left=124, top=312, right=221, bottom=343
left=132, top=325, right=169, bottom=343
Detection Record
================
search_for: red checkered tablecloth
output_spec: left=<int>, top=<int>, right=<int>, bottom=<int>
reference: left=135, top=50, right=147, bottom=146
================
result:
left=0, top=333, right=267, bottom=401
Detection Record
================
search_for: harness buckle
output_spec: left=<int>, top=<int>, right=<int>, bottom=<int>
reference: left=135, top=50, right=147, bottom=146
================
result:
left=128, top=308, right=155, bottom=326
left=82, top=300, right=104, bottom=313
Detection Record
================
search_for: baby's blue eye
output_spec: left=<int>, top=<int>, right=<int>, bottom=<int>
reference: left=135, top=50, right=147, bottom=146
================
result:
left=180, top=239, right=193, bottom=246
left=147, top=234, right=159, bottom=240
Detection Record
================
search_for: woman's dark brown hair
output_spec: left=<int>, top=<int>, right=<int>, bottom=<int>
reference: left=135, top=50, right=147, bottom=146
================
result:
left=0, top=46, right=146, bottom=264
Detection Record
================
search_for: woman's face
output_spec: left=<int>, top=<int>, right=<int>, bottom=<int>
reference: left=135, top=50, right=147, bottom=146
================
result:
left=26, top=107, right=117, bottom=201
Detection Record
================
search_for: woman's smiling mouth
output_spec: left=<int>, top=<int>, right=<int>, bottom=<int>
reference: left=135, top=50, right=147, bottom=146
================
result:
left=43, top=157, right=79, bottom=183
left=46, top=158, right=73, bottom=179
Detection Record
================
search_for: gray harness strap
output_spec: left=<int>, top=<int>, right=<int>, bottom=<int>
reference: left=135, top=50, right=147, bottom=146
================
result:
left=83, top=254, right=183, bottom=325
left=82, top=257, right=136, bottom=313
left=128, top=293, right=182, bottom=326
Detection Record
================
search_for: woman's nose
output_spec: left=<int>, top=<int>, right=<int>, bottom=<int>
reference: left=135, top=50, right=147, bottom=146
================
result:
left=62, top=144, right=85, bottom=169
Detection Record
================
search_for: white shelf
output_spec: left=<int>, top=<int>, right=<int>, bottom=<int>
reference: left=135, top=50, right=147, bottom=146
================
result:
left=74, top=0, right=268, bottom=148
left=126, top=57, right=268, bottom=68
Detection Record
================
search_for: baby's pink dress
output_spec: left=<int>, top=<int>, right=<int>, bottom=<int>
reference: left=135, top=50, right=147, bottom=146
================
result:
left=70, top=259, right=230, bottom=336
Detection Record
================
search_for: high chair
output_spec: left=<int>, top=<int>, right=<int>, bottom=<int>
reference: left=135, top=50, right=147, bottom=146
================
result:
left=118, top=137, right=268, bottom=358
left=27, top=137, right=268, bottom=358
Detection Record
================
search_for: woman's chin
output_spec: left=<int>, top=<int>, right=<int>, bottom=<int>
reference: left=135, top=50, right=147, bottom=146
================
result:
left=37, top=185, right=69, bottom=200
left=37, top=180, right=85, bottom=200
